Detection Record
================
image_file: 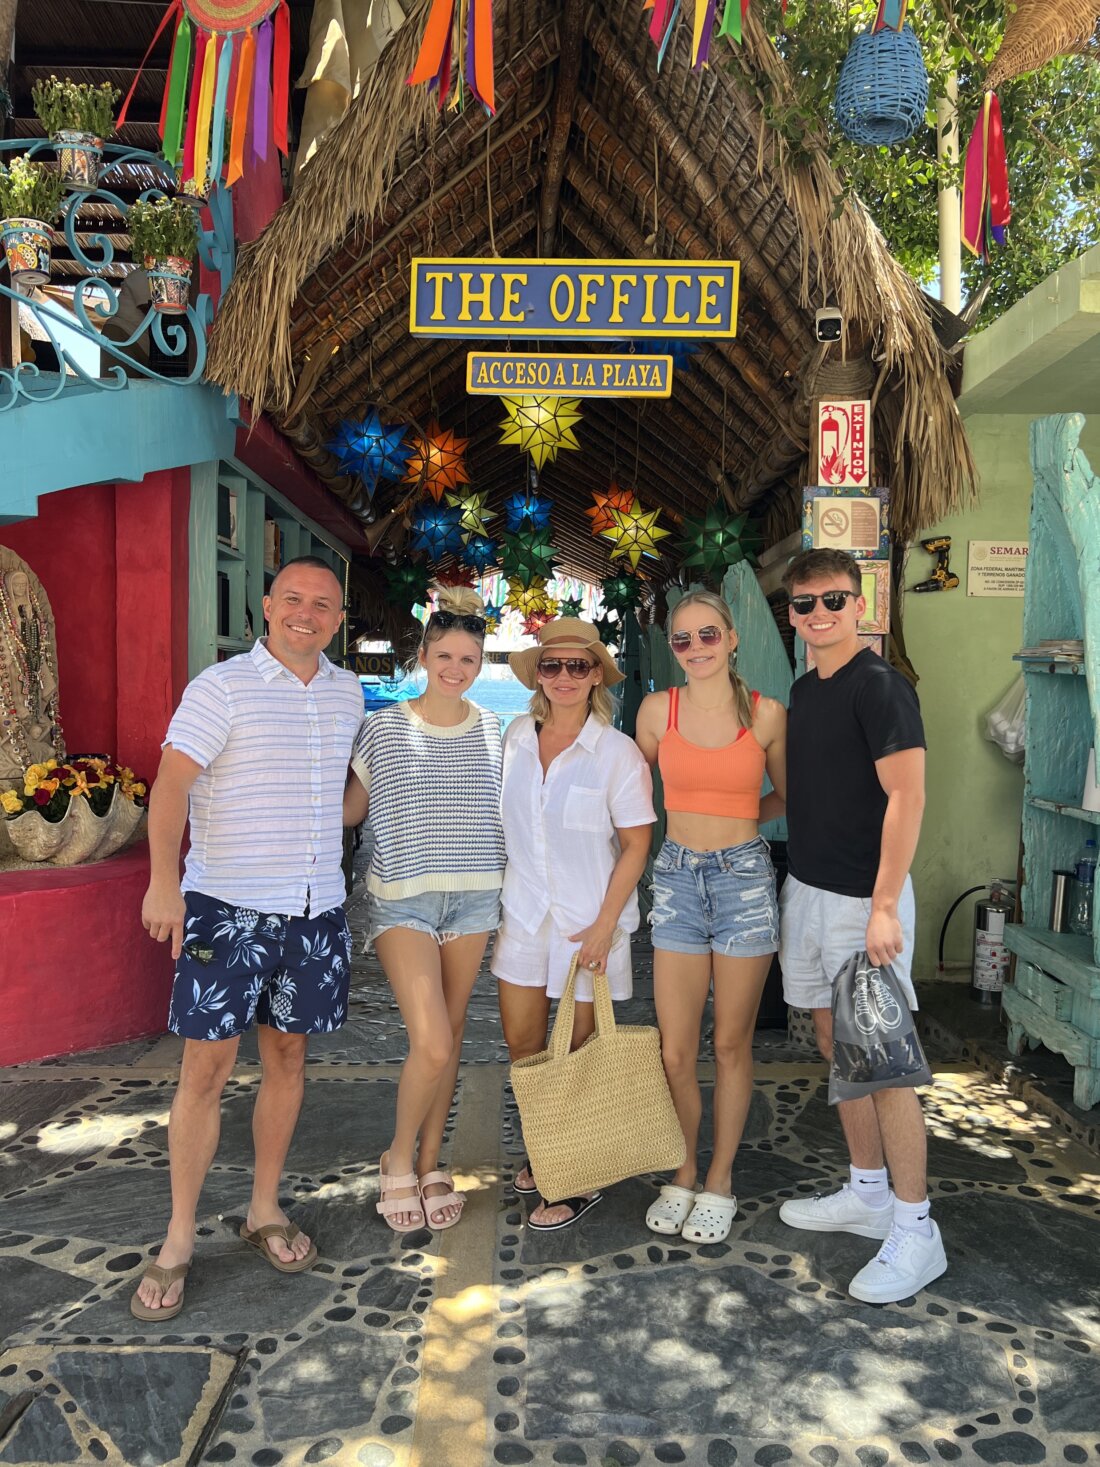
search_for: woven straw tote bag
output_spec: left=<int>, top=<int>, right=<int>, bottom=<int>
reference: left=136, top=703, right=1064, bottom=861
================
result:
left=510, top=952, right=685, bottom=1204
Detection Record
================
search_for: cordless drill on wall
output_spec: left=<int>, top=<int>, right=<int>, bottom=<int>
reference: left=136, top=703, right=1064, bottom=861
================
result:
left=911, top=535, right=959, bottom=593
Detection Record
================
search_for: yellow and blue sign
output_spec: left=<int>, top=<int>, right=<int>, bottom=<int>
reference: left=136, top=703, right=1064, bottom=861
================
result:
left=466, top=352, right=673, bottom=398
left=410, top=258, right=739, bottom=338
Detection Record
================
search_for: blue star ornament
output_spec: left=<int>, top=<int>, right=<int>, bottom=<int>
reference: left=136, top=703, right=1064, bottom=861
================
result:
left=332, top=409, right=411, bottom=495
left=460, top=533, right=499, bottom=573
left=409, top=502, right=465, bottom=560
left=502, top=490, right=553, bottom=533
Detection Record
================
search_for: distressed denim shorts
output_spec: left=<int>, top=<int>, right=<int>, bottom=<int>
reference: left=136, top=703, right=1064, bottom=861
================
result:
left=648, top=837, right=779, bottom=958
left=367, top=886, right=501, bottom=948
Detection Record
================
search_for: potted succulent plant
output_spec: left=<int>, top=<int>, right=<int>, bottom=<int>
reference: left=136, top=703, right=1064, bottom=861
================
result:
left=32, top=77, right=120, bottom=190
left=128, top=196, right=199, bottom=314
left=0, top=156, right=66, bottom=287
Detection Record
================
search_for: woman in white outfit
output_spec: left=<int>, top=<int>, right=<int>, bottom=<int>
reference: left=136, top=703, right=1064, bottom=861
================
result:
left=492, top=618, right=656, bottom=1231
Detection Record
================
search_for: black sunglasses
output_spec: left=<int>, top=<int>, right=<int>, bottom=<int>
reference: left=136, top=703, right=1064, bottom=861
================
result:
left=669, top=625, right=724, bottom=651
left=536, top=657, right=597, bottom=679
left=788, top=590, right=859, bottom=615
left=429, top=610, right=486, bottom=633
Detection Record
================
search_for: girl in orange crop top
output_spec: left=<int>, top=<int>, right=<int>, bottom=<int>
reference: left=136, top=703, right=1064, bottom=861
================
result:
left=634, top=590, right=787, bottom=1246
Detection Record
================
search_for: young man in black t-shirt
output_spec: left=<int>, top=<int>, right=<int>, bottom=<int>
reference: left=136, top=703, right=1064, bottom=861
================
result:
left=777, top=548, right=947, bottom=1304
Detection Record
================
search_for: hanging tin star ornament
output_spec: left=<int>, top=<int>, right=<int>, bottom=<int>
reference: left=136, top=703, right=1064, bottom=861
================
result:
left=404, top=420, right=471, bottom=502
left=499, top=528, right=558, bottom=587
left=409, top=502, right=465, bottom=560
left=586, top=481, right=638, bottom=538
left=432, top=564, right=477, bottom=588
left=501, top=490, right=553, bottom=533
left=522, top=609, right=558, bottom=637
left=459, top=533, right=499, bottom=574
left=504, top=577, right=553, bottom=617
left=602, top=500, right=672, bottom=571
left=558, top=595, right=585, bottom=618
left=445, top=489, right=494, bottom=539
left=482, top=600, right=504, bottom=633
left=594, top=615, right=622, bottom=648
left=383, top=559, right=432, bottom=608
left=498, top=396, right=582, bottom=470
left=676, top=505, right=759, bottom=578
left=331, top=409, right=411, bottom=496
left=600, top=573, right=643, bottom=614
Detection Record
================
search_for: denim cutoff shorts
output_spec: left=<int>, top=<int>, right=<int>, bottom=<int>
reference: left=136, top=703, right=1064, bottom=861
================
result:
left=648, top=836, right=779, bottom=958
left=367, top=887, right=501, bottom=947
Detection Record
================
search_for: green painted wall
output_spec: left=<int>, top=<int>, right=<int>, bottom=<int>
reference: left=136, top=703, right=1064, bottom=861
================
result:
left=906, top=413, right=1100, bottom=977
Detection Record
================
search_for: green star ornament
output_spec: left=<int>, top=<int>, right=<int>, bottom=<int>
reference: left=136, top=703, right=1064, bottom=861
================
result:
left=677, top=506, right=758, bottom=577
left=558, top=596, right=585, bottom=618
left=499, top=528, right=558, bottom=587
left=600, top=574, right=643, bottom=615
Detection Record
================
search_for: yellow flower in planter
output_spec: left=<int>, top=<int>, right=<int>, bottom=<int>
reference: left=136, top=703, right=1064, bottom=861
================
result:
left=1, top=790, right=23, bottom=814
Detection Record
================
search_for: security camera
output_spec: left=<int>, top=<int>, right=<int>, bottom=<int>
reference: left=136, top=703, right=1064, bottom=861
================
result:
left=815, top=307, right=843, bottom=343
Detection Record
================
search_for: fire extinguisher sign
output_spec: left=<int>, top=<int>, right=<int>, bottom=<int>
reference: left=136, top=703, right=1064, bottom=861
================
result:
left=816, top=400, right=871, bottom=488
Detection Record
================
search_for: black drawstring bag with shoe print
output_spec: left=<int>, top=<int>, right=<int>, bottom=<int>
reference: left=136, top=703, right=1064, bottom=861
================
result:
left=829, top=949, right=932, bottom=1104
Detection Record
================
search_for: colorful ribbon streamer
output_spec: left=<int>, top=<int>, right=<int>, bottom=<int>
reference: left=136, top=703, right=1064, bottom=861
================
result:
left=962, top=92, right=1011, bottom=261
left=691, top=0, right=718, bottom=69
left=408, top=0, right=496, bottom=114
left=118, top=0, right=181, bottom=130
left=873, top=0, right=908, bottom=32
left=253, top=17, right=273, bottom=163
left=717, top=0, right=751, bottom=44
left=272, top=0, right=290, bottom=155
left=182, top=26, right=207, bottom=183
left=210, top=30, right=235, bottom=182
left=161, top=13, right=192, bottom=165
left=466, top=0, right=495, bottom=113
left=228, top=26, right=255, bottom=186
left=191, top=31, right=218, bottom=189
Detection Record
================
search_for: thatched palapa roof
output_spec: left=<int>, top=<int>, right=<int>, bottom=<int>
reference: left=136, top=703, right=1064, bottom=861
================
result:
left=206, top=0, right=976, bottom=578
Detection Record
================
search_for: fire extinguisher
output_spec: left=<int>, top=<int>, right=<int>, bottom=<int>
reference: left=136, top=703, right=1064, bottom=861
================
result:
left=937, top=879, right=1017, bottom=1005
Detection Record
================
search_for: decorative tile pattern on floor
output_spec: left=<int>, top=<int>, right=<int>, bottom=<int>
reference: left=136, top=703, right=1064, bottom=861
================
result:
left=2, top=894, right=1099, bottom=1465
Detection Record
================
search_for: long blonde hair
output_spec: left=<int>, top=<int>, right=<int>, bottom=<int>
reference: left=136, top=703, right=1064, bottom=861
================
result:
left=671, top=590, right=755, bottom=729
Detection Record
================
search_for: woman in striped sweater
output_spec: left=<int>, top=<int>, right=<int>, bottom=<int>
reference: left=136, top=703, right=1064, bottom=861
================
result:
left=344, top=586, right=504, bottom=1232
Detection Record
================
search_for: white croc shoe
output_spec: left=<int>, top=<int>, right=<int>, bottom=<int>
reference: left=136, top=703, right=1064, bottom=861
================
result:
left=645, top=1184, right=700, bottom=1236
left=681, top=1191, right=738, bottom=1244
left=848, top=1221, right=948, bottom=1304
left=779, top=1185, right=894, bottom=1240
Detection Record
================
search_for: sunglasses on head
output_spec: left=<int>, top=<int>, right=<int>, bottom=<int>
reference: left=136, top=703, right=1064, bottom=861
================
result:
left=669, top=625, right=725, bottom=651
left=788, top=590, right=858, bottom=615
left=536, top=657, right=597, bottom=679
left=429, top=610, right=486, bottom=633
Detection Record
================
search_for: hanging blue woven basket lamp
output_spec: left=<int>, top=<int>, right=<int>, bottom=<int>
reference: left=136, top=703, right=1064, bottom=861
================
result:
left=834, top=0, right=929, bottom=147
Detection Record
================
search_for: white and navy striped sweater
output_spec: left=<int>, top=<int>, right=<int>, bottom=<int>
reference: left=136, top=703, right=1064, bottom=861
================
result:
left=351, top=699, right=505, bottom=899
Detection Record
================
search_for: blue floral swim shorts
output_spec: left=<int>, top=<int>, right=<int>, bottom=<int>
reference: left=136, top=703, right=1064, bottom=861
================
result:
left=167, top=891, right=352, bottom=1040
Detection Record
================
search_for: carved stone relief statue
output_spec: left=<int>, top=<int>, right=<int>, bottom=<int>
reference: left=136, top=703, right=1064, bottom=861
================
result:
left=0, top=546, right=64, bottom=788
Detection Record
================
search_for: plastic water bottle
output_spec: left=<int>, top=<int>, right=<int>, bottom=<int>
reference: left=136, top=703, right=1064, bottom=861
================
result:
left=1068, top=838, right=1097, bottom=936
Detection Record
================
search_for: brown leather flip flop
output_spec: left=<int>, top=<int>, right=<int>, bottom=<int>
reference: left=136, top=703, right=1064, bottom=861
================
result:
left=130, top=1260, right=191, bottom=1321
left=239, top=1221, right=318, bottom=1273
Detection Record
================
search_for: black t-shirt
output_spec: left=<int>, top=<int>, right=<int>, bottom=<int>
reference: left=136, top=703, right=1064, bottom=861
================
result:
left=786, top=648, right=926, bottom=898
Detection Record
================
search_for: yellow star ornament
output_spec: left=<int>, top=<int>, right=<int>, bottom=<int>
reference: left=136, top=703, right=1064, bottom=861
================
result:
left=445, top=489, right=494, bottom=539
left=498, top=396, right=582, bottom=470
left=602, top=501, right=672, bottom=571
left=503, top=577, right=557, bottom=618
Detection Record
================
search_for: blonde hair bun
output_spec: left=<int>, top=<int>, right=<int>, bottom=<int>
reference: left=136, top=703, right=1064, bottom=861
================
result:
left=433, top=584, right=486, bottom=618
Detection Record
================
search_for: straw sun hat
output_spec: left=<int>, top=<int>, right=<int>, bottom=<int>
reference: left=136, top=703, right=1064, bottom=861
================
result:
left=508, top=618, right=625, bottom=689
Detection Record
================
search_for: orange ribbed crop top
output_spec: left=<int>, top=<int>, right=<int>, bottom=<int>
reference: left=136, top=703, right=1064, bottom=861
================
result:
left=658, top=686, right=766, bottom=819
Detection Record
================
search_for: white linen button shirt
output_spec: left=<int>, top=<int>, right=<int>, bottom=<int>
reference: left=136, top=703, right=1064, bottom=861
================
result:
left=499, top=713, right=656, bottom=941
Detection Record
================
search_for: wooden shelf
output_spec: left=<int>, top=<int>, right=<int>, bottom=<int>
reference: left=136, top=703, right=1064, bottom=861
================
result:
left=217, top=542, right=245, bottom=562
left=1014, top=657, right=1086, bottom=676
left=1004, top=923, right=1098, bottom=983
left=1028, top=797, right=1100, bottom=825
left=216, top=636, right=252, bottom=652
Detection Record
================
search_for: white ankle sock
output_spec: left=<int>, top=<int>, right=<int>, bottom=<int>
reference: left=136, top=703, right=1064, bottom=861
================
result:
left=849, top=1165, right=890, bottom=1207
left=893, top=1196, right=934, bottom=1237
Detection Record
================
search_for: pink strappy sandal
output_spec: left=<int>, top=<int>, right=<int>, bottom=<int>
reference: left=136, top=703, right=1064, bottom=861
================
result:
left=418, top=1170, right=466, bottom=1231
left=376, top=1163, right=426, bottom=1233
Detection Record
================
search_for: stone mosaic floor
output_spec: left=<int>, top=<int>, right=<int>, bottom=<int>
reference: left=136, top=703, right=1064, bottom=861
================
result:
left=2, top=893, right=1099, bottom=1466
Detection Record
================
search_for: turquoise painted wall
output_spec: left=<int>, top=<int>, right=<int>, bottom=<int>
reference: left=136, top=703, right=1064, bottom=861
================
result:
left=905, top=413, right=1100, bottom=977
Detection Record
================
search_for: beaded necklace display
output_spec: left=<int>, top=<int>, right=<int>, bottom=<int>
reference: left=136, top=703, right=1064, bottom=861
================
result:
left=0, top=577, right=65, bottom=769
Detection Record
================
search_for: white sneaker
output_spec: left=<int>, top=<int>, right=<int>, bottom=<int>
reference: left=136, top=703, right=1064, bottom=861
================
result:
left=848, top=1220, right=947, bottom=1304
left=779, top=1185, right=894, bottom=1240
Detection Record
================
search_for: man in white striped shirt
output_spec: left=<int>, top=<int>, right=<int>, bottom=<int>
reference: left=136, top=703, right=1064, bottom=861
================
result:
left=131, top=558, right=363, bottom=1322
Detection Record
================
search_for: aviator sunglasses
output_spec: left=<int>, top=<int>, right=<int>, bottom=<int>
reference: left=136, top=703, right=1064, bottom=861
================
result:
left=536, top=657, right=597, bottom=679
left=429, top=610, right=486, bottom=633
left=788, top=589, right=859, bottom=616
left=669, top=625, right=725, bottom=652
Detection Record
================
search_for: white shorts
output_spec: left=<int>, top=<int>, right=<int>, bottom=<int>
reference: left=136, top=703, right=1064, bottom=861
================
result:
left=779, top=874, right=918, bottom=1012
left=491, top=912, right=633, bottom=1002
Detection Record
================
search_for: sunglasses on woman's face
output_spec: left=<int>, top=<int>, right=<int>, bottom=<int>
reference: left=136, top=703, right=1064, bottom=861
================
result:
left=536, top=657, right=597, bottom=679
left=669, top=625, right=724, bottom=652
left=788, top=590, right=858, bottom=616
left=430, top=610, right=486, bottom=632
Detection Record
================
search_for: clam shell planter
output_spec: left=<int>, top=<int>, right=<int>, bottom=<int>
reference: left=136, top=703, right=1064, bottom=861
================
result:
left=6, top=785, right=147, bottom=867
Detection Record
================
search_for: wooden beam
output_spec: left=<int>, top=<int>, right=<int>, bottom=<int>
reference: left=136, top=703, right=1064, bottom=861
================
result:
left=537, top=0, right=585, bottom=248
